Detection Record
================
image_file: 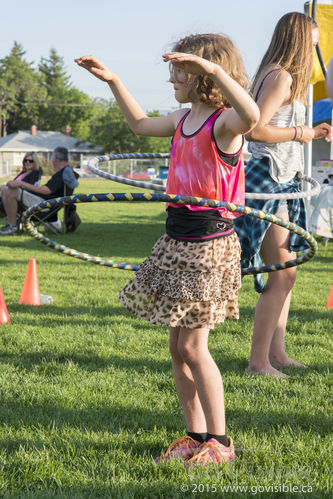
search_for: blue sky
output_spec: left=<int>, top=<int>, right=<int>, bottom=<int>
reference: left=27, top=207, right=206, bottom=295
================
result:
left=2, top=0, right=311, bottom=112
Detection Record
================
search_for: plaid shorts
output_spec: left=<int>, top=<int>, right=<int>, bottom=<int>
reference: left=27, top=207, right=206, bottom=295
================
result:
left=234, top=156, right=308, bottom=293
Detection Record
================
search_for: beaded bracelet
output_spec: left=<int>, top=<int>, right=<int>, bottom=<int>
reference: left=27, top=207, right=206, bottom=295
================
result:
left=298, top=126, right=304, bottom=142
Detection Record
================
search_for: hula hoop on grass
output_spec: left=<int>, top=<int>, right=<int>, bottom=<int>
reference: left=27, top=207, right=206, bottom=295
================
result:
left=21, top=192, right=318, bottom=276
left=87, top=154, right=321, bottom=199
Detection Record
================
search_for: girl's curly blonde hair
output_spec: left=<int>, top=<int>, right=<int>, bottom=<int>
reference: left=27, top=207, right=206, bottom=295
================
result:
left=171, top=33, right=249, bottom=108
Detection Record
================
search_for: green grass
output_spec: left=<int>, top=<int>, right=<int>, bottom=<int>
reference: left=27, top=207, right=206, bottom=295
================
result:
left=0, top=179, right=332, bottom=498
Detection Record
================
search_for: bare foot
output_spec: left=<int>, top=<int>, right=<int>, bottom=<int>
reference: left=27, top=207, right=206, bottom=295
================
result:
left=269, top=356, right=307, bottom=369
left=246, top=364, right=289, bottom=378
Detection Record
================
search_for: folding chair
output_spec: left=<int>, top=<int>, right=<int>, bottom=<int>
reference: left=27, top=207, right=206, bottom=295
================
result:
left=34, top=167, right=43, bottom=187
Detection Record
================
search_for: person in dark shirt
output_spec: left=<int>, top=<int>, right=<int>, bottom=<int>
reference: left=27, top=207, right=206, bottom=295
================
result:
left=0, top=146, right=79, bottom=235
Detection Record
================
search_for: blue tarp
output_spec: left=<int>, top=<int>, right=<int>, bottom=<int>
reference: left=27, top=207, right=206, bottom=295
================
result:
left=313, top=98, right=333, bottom=122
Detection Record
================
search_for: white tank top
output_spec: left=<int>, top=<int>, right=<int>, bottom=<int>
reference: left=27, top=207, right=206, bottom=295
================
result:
left=248, top=101, right=306, bottom=183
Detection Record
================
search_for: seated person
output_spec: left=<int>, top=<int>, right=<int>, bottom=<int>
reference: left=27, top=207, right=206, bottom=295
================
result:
left=0, top=152, right=42, bottom=216
left=0, top=146, right=79, bottom=235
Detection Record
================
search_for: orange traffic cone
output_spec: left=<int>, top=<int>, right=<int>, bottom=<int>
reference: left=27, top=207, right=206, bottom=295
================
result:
left=0, top=286, right=10, bottom=324
left=19, top=259, right=41, bottom=305
left=326, top=285, right=333, bottom=308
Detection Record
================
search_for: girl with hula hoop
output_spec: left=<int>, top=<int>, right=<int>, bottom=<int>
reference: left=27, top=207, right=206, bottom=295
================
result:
left=75, top=33, right=259, bottom=465
left=234, top=12, right=332, bottom=378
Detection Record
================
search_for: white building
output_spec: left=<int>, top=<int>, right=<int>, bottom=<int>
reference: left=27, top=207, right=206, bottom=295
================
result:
left=0, top=126, right=101, bottom=177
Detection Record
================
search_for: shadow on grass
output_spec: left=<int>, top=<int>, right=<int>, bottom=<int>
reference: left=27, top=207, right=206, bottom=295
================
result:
left=0, top=397, right=181, bottom=436
left=227, top=407, right=332, bottom=438
left=4, top=335, right=330, bottom=378
left=0, top=237, right=53, bottom=254
left=238, top=306, right=332, bottom=323
left=6, top=305, right=141, bottom=326
left=0, top=484, right=184, bottom=499
left=0, top=386, right=330, bottom=440
left=0, top=222, right=165, bottom=260
left=0, top=475, right=187, bottom=499
left=1, top=349, right=171, bottom=375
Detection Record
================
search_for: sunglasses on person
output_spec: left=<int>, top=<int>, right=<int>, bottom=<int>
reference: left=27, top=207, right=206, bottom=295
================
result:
left=23, top=159, right=34, bottom=164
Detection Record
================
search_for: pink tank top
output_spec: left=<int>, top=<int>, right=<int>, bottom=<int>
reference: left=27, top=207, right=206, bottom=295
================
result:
left=16, top=172, right=27, bottom=181
left=166, top=109, right=244, bottom=219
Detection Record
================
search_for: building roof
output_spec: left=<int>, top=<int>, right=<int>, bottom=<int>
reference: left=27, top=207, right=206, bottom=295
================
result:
left=0, top=130, right=101, bottom=153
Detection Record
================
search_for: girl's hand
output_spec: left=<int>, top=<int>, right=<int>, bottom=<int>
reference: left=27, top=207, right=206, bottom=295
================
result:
left=162, top=52, right=217, bottom=77
left=74, top=56, right=115, bottom=83
left=313, top=122, right=332, bottom=142
left=298, top=123, right=332, bottom=145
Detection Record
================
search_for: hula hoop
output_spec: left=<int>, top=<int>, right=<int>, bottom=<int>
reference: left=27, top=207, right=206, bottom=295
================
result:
left=87, top=154, right=321, bottom=200
left=21, top=192, right=318, bottom=276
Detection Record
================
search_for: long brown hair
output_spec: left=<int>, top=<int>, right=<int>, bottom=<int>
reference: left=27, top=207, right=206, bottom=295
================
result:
left=171, top=33, right=249, bottom=108
left=252, top=12, right=318, bottom=104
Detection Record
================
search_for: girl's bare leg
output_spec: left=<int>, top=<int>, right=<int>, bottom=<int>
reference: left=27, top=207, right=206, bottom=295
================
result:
left=171, top=326, right=226, bottom=435
left=247, top=213, right=299, bottom=378
left=269, top=291, right=307, bottom=368
left=169, top=327, right=207, bottom=433
left=2, top=186, right=18, bottom=226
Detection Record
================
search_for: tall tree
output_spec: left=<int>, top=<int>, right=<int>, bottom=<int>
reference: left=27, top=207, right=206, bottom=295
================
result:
left=0, top=42, right=43, bottom=136
left=89, top=101, right=171, bottom=153
left=38, top=48, right=92, bottom=134
left=0, top=43, right=171, bottom=153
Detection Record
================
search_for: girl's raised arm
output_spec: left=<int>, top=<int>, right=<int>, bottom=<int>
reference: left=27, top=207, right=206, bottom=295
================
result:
left=75, top=56, right=177, bottom=138
left=163, top=52, right=259, bottom=137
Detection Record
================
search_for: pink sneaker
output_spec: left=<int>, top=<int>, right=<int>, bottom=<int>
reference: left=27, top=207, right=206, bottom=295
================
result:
left=186, top=437, right=237, bottom=466
left=155, top=436, right=200, bottom=464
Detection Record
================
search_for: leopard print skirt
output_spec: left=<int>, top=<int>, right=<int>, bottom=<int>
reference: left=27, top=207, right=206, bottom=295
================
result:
left=119, top=232, right=241, bottom=329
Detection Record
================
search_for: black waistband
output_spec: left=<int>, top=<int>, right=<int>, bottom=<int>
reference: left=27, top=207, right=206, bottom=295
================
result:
left=166, top=206, right=234, bottom=242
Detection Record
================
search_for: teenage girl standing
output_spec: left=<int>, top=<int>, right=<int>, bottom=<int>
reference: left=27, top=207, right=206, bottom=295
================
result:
left=235, top=12, right=332, bottom=378
left=75, top=33, right=259, bottom=465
